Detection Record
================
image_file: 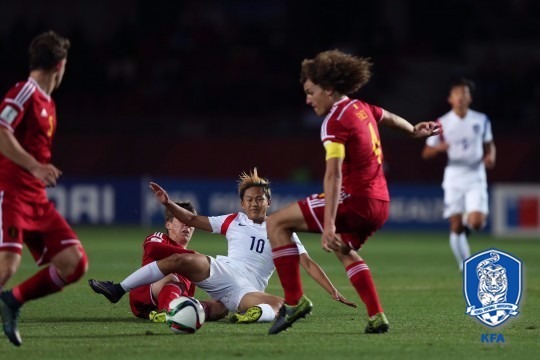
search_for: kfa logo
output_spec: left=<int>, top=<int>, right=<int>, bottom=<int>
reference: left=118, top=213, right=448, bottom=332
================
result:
left=463, top=249, right=522, bottom=327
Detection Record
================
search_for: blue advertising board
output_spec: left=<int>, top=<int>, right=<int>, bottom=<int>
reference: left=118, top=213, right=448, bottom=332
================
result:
left=47, top=177, right=487, bottom=231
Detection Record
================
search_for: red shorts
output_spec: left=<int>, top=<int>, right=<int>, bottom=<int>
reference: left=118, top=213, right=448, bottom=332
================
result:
left=129, top=277, right=191, bottom=319
left=0, top=190, right=80, bottom=265
left=129, top=285, right=156, bottom=319
left=298, top=193, right=389, bottom=251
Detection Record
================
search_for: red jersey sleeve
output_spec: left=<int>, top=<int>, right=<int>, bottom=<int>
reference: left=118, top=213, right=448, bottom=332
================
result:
left=365, top=103, right=384, bottom=123
left=144, top=242, right=194, bottom=260
left=322, top=116, right=349, bottom=144
left=143, top=233, right=194, bottom=261
left=0, top=82, right=34, bottom=131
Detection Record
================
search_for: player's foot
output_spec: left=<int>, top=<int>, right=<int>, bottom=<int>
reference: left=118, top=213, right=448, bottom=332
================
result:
left=365, top=312, right=389, bottom=334
left=230, top=306, right=262, bottom=323
left=149, top=310, right=166, bottom=323
left=268, top=295, right=312, bottom=335
left=0, top=297, right=22, bottom=346
left=88, top=279, right=126, bottom=303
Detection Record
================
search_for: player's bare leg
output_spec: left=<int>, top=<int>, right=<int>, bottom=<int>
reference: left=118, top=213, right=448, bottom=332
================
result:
left=466, top=211, right=487, bottom=231
left=231, top=292, right=284, bottom=323
left=90, top=253, right=211, bottom=303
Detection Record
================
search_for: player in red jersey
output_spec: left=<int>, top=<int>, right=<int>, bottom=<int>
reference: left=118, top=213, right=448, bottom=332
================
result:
left=267, top=50, right=441, bottom=335
left=0, top=31, right=88, bottom=346
left=126, top=200, right=227, bottom=322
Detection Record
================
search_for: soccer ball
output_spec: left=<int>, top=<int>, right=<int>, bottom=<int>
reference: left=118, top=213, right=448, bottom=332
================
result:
left=165, top=296, right=205, bottom=334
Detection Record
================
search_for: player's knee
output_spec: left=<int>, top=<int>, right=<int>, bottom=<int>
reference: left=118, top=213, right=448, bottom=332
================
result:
left=467, top=213, right=486, bottom=231
left=166, top=253, right=189, bottom=269
left=63, top=248, right=88, bottom=284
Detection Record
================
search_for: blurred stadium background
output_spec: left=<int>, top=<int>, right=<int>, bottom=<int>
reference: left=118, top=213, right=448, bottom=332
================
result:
left=1, top=0, right=539, bottom=237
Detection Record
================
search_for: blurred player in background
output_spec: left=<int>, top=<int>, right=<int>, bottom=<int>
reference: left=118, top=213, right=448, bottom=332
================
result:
left=90, top=169, right=355, bottom=323
left=121, top=200, right=227, bottom=322
left=0, top=31, right=88, bottom=346
left=266, top=50, right=441, bottom=335
left=422, top=78, right=496, bottom=272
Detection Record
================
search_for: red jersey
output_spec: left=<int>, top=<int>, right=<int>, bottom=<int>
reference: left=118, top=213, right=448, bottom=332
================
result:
left=0, top=78, right=57, bottom=203
left=321, top=97, right=389, bottom=201
left=142, top=232, right=196, bottom=296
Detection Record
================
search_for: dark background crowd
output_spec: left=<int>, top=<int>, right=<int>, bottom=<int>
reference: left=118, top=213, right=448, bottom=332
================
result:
left=0, top=0, right=538, bottom=182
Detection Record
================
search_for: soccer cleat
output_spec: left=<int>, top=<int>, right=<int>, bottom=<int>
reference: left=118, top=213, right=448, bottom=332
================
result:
left=88, top=279, right=126, bottom=303
left=268, top=295, right=313, bottom=335
left=149, top=310, right=166, bottom=323
left=230, top=306, right=262, bottom=324
left=0, top=297, right=22, bottom=346
left=365, top=312, right=389, bottom=334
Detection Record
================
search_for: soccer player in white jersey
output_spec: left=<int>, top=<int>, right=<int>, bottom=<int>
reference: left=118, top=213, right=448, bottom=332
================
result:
left=422, top=78, right=496, bottom=271
left=89, top=169, right=355, bottom=323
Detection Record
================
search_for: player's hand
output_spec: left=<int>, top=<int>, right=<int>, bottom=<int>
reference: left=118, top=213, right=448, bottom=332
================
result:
left=412, top=121, right=442, bottom=138
left=484, top=155, right=496, bottom=169
left=30, top=163, right=62, bottom=187
left=332, top=290, right=358, bottom=308
left=437, top=142, right=450, bottom=152
left=149, top=182, right=170, bottom=204
left=321, top=227, right=341, bottom=252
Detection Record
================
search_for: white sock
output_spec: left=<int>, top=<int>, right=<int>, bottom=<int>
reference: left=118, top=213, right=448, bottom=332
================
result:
left=255, top=303, right=276, bottom=323
left=449, top=232, right=463, bottom=271
left=458, top=233, right=471, bottom=262
left=120, top=261, right=165, bottom=291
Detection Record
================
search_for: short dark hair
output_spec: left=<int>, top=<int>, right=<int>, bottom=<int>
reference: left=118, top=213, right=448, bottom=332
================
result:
left=165, top=201, right=197, bottom=223
left=29, top=31, right=70, bottom=71
left=449, top=78, right=475, bottom=93
left=300, top=49, right=373, bottom=95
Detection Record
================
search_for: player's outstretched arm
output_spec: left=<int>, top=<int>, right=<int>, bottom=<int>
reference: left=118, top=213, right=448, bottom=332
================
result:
left=299, top=253, right=357, bottom=308
left=379, top=111, right=441, bottom=138
left=149, top=182, right=212, bottom=232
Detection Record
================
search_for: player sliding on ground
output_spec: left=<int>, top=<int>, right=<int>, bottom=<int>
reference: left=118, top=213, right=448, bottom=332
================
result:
left=90, top=169, right=356, bottom=323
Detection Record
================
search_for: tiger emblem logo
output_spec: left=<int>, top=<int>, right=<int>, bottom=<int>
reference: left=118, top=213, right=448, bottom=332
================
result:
left=477, top=252, right=507, bottom=306
left=464, top=249, right=522, bottom=327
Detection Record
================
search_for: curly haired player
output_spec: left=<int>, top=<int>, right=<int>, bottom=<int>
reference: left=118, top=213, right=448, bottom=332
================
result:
left=266, top=50, right=441, bottom=334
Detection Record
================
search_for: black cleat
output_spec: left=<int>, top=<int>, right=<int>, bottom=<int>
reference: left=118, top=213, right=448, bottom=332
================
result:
left=88, top=279, right=125, bottom=303
left=0, top=297, right=22, bottom=346
left=268, top=295, right=312, bottom=335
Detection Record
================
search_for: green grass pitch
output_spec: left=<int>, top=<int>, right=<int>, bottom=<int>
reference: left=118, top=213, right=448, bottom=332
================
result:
left=1, top=227, right=539, bottom=359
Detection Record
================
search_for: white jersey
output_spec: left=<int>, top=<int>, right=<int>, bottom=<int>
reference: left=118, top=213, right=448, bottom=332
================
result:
left=426, top=109, right=493, bottom=188
left=208, top=212, right=307, bottom=290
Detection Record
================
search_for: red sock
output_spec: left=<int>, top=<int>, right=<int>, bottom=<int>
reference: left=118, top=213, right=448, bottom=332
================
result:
left=12, top=266, right=66, bottom=304
left=346, top=261, right=383, bottom=317
left=272, top=244, right=303, bottom=305
left=157, top=283, right=187, bottom=311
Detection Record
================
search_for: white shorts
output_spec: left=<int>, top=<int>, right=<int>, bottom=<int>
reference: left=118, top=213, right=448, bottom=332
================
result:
left=443, top=183, right=489, bottom=218
left=194, top=255, right=264, bottom=312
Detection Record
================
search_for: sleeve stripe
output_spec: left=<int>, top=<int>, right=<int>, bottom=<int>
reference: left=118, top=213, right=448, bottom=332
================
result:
left=0, top=119, right=14, bottom=132
left=336, top=100, right=357, bottom=121
left=3, top=99, right=24, bottom=111
left=377, top=108, right=385, bottom=123
left=220, top=213, right=238, bottom=235
left=12, top=82, right=36, bottom=108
